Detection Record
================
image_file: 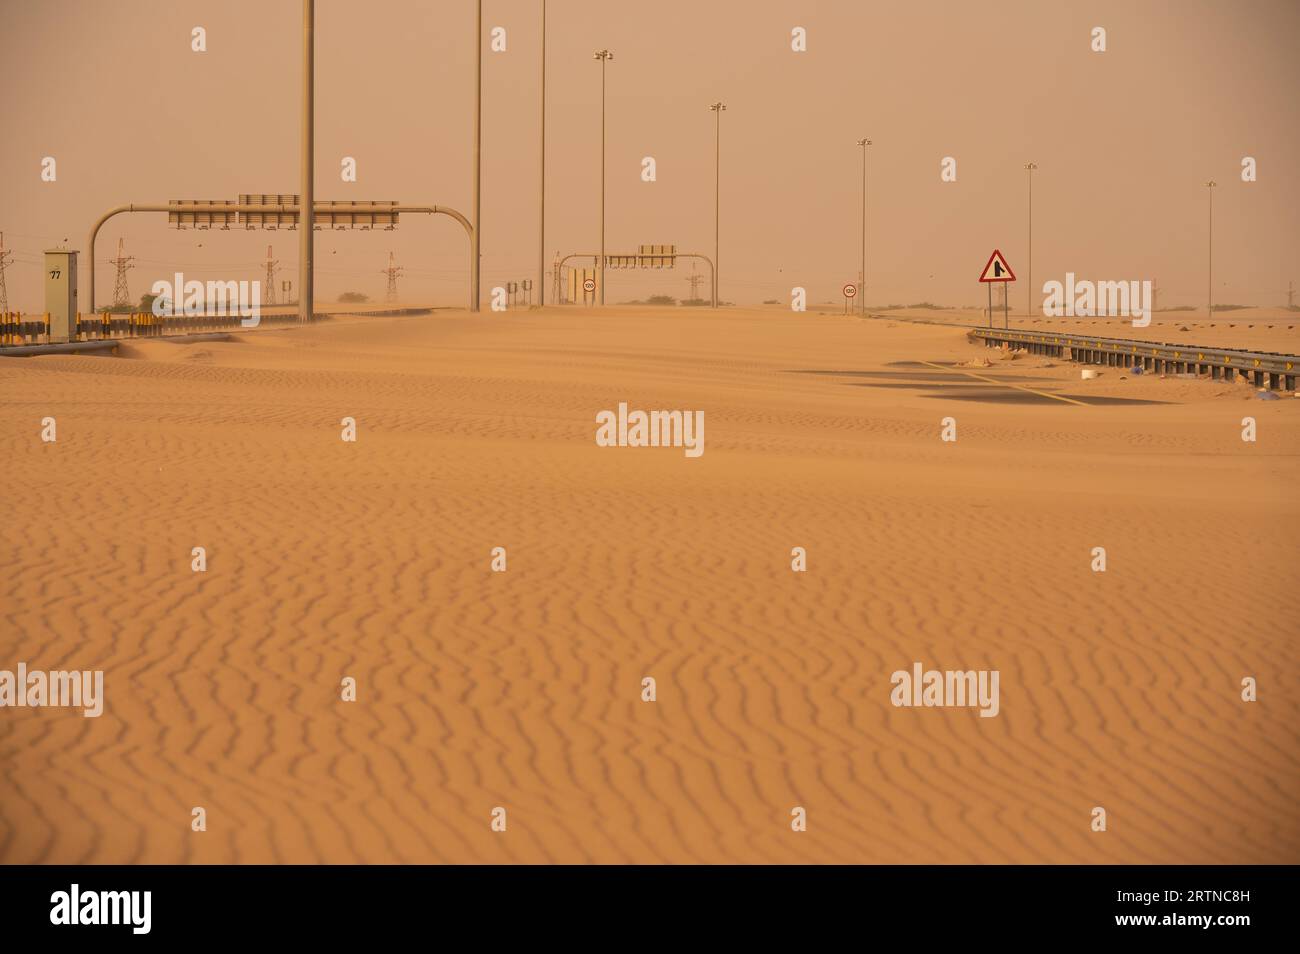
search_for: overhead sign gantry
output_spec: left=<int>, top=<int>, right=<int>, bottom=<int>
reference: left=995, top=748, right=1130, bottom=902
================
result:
left=87, top=197, right=473, bottom=314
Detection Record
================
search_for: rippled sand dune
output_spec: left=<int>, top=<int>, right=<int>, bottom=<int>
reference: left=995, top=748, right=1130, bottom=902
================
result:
left=1, top=306, right=1296, bottom=863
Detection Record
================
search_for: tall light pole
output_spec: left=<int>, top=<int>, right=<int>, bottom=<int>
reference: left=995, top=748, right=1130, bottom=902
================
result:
left=471, top=0, right=482, bottom=312
left=856, top=138, right=871, bottom=315
left=1205, top=180, right=1216, bottom=321
left=1025, top=162, right=1037, bottom=319
left=299, top=0, right=314, bottom=324
left=711, top=102, right=726, bottom=308
left=594, top=50, right=613, bottom=306
left=538, top=1, right=546, bottom=306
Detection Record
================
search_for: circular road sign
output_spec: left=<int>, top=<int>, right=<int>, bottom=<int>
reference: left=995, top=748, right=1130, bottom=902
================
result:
left=583, top=278, right=596, bottom=293
left=842, top=282, right=858, bottom=298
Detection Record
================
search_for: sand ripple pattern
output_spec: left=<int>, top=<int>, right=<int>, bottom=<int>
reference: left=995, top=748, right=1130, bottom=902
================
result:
left=1, top=312, right=1296, bottom=863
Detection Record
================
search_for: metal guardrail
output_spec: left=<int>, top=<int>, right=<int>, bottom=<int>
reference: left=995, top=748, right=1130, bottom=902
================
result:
left=0, top=333, right=236, bottom=358
left=970, top=327, right=1299, bottom=390
left=0, top=307, right=437, bottom=354
left=0, top=310, right=303, bottom=349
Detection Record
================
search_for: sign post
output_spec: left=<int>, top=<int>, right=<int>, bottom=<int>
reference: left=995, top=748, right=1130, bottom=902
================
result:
left=842, top=281, right=857, bottom=315
left=978, top=249, right=1016, bottom=329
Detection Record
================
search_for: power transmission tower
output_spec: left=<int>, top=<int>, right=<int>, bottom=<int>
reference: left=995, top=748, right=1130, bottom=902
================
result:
left=0, top=232, right=12, bottom=314
left=110, top=237, right=135, bottom=308
left=264, top=246, right=280, bottom=305
left=383, top=251, right=403, bottom=303
left=1151, top=279, right=1158, bottom=314
left=552, top=251, right=563, bottom=304
left=685, top=264, right=704, bottom=302
left=1289, top=281, right=1295, bottom=310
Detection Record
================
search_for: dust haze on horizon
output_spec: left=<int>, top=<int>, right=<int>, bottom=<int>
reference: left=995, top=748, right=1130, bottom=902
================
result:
left=1, top=0, right=1297, bottom=311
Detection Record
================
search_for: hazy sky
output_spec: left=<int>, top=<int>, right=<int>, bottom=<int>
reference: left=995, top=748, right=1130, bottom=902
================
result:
left=2, top=0, right=1297, bottom=310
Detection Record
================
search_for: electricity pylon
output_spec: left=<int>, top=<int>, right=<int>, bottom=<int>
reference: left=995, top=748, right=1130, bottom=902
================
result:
left=264, top=245, right=280, bottom=306
left=383, top=251, right=403, bottom=303
left=685, top=264, right=704, bottom=302
left=0, top=232, right=12, bottom=314
left=110, top=237, right=135, bottom=308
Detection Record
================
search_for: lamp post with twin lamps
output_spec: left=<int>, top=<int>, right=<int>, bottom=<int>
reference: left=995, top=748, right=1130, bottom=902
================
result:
left=710, top=102, right=726, bottom=308
left=856, top=138, right=871, bottom=314
left=594, top=49, right=614, bottom=305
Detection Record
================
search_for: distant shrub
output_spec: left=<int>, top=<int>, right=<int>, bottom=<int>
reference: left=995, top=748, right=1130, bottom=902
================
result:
left=646, top=295, right=677, bottom=306
left=101, top=292, right=156, bottom=314
left=338, top=291, right=369, bottom=303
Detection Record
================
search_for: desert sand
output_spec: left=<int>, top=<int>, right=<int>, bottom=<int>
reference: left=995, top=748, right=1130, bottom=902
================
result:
left=1, top=306, right=1296, bottom=864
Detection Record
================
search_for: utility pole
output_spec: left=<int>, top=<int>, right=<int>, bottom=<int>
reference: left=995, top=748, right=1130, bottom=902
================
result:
left=857, top=138, right=871, bottom=314
left=383, top=251, right=403, bottom=303
left=1288, top=280, right=1295, bottom=310
left=0, top=232, right=11, bottom=314
left=264, top=245, right=280, bottom=305
left=538, top=0, right=546, bottom=306
left=1205, top=180, right=1216, bottom=321
left=1025, top=162, right=1037, bottom=318
left=299, top=0, right=315, bottom=323
left=710, top=102, right=726, bottom=309
left=472, top=0, right=482, bottom=312
left=594, top=49, right=614, bottom=306
left=110, top=237, right=134, bottom=309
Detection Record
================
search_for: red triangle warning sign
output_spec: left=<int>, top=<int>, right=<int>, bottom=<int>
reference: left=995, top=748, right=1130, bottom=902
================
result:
left=979, top=249, right=1016, bottom=283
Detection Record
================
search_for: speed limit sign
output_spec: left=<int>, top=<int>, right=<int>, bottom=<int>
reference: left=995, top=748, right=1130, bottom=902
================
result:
left=842, top=282, right=857, bottom=298
left=583, top=278, right=596, bottom=293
